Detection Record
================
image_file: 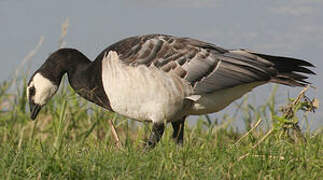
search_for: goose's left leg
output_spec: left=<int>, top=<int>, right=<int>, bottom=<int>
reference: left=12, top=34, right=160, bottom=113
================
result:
left=171, top=116, right=186, bottom=145
left=145, top=123, right=165, bottom=149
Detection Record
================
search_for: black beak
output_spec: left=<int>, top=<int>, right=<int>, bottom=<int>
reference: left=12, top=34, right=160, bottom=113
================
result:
left=29, top=101, right=42, bottom=120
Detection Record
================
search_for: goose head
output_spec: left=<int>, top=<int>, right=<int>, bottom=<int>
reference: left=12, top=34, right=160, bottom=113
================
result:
left=27, top=72, right=58, bottom=120
left=26, top=48, right=92, bottom=120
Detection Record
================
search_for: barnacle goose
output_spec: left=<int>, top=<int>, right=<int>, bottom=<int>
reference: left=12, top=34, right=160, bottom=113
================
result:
left=27, top=34, right=315, bottom=148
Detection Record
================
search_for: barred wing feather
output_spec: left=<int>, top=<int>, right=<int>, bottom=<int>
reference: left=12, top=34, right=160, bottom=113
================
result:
left=96, top=34, right=314, bottom=96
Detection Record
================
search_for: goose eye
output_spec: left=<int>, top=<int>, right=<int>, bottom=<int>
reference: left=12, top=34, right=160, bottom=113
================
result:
left=29, top=86, right=36, bottom=97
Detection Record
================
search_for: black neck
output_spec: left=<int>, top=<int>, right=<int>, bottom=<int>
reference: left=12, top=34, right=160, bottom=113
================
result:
left=39, top=48, right=112, bottom=111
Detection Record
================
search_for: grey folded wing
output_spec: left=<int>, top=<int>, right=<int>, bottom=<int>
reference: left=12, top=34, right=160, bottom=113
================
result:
left=96, top=34, right=313, bottom=95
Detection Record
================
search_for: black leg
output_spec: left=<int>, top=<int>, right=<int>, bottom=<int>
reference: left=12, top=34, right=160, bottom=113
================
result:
left=145, top=123, right=165, bottom=149
left=171, top=117, right=186, bottom=145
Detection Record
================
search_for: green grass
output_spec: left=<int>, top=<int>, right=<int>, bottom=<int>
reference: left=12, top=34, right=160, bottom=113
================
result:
left=0, top=72, right=322, bottom=179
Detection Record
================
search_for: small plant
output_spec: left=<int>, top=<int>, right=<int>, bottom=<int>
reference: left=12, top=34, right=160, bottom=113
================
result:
left=273, top=85, right=319, bottom=142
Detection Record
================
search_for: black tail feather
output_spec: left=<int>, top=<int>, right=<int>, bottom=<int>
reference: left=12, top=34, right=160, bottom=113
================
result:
left=252, top=53, right=315, bottom=67
left=250, top=52, right=315, bottom=87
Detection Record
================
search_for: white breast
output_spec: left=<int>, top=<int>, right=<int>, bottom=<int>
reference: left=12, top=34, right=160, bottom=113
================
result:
left=101, top=51, right=193, bottom=123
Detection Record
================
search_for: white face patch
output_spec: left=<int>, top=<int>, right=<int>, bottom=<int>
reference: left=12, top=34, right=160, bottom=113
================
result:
left=27, top=73, right=58, bottom=106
